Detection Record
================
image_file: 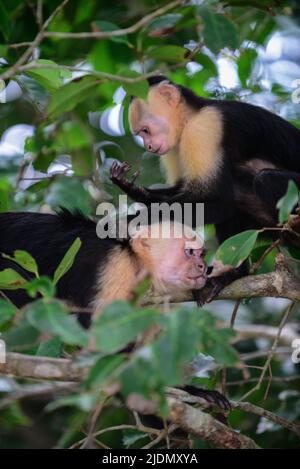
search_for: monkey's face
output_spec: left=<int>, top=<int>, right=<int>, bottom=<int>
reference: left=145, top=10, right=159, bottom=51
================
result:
left=129, top=84, right=182, bottom=156
left=131, top=223, right=208, bottom=294
left=152, top=238, right=208, bottom=292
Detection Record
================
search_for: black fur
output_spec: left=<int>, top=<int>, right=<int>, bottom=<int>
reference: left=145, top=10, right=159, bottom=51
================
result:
left=0, top=210, right=127, bottom=321
left=127, top=75, right=300, bottom=231
left=113, top=76, right=300, bottom=296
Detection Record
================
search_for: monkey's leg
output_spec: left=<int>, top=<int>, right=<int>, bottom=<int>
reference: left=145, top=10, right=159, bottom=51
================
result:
left=254, top=169, right=300, bottom=210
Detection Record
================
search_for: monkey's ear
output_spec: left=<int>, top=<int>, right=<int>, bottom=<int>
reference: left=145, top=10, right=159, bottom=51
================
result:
left=156, top=83, right=180, bottom=107
left=130, top=236, right=151, bottom=257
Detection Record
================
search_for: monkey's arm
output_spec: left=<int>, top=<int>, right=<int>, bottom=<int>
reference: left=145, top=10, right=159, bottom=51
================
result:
left=110, top=162, right=181, bottom=200
left=110, top=162, right=235, bottom=225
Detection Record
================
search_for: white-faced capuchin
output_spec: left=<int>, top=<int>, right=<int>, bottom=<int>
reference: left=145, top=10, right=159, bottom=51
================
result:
left=0, top=210, right=207, bottom=323
left=110, top=75, right=300, bottom=300
left=0, top=210, right=231, bottom=410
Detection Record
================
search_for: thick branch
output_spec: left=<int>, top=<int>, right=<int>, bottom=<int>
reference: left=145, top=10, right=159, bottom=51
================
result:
left=0, top=352, right=84, bottom=381
left=166, top=387, right=300, bottom=440
left=147, top=257, right=300, bottom=305
left=167, top=397, right=259, bottom=449
left=2, top=353, right=298, bottom=445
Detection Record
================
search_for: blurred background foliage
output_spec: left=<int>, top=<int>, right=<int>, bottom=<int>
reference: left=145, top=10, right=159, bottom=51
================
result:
left=0, top=0, right=300, bottom=449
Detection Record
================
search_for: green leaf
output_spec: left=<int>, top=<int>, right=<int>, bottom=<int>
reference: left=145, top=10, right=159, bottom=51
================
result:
left=25, top=60, right=72, bottom=91
left=33, top=152, right=57, bottom=173
left=123, top=429, right=148, bottom=448
left=36, top=336, right=63, bottom=357
left=91, top=301, right=158, bottom=352
left=0, top=3, right=11, bottom=41
left=3, top=250, right=39, bottom=277
left=215, top=230, right=259, bottom=269
left=71, top=152, right=93, bottom=177
left=85, top=354, right=125, bottom=389
left=3, top=318, right=40, bottom=350
left=120, top=70, right=149, bottom=99
left=151, top=308, right=200, bottom=385
left=48, top=76, right=99, bottom=119
left=237, top=49, right=258, bottom=87
left=277, top=180, right=299, bottom=224
left=0, top=299, right=17, bottom=328
left=46, top=392, right=97, bottom=412
left=198, top=321, right=237, bottom=366
left=198, top=6, right=238, bottom=54
left=53, top=237, right=82, bottom=285
left=45, top=176, right=92, bottom=216
left=93, top=21, right=131, bottom=46
left=0, top=269, right=28, bottom=290
left=26, top=299, right=88, bottom=347
left=146, top=13, right=182, bottom=34
left=194, top=52, right=218, bottom=76
left=147, top=45, right=188, bottom=63
left=25, top=276, right=56, bottom=299
left=0, top=178, right=12, bottom=212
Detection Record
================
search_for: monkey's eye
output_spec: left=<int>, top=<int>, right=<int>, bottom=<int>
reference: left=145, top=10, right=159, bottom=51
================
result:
left=141, top=127, right=150, bottom=135
left=185, top=248, right=194, bottom=258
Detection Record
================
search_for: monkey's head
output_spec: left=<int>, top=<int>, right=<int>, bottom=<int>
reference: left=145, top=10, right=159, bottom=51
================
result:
left=130, top=222, right=207, bottom=295
left=129, top=79, right=185, bottom=156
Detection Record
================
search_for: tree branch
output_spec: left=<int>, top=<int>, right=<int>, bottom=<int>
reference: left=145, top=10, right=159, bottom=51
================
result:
left=3, top=63, right=159, bottom=84
left=147, top=254, right=300, bottom=305
left=167, top=397, right=259, bottom=449
left=232, top=401, right=300, bottom=439
left=0, top=352, right=84, bottom=381
left=44, top=0, right=186, bottom=39
left=2, top=353, right=299, bottom=446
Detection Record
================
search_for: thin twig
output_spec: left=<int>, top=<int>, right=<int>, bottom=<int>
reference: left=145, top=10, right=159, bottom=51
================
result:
left=221, top=299, right=241, bottom=394
left=81, top=398, right=108, bottom=448
left=232, top=401, right=300, bottom=439
left=250, top=239, right=281, bottom=273
left=240, top=302, right=296, bottom=401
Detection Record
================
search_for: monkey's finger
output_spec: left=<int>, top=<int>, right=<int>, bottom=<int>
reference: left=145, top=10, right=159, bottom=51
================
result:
left=118, top=163, right=132, bottom=177
left=130, top=171, right=140, bottom=183
left=110, top=161, right=121, bottom=178
left=206, top=281, right=223, bottom=303
left=192, top=288, right=205, bottom=307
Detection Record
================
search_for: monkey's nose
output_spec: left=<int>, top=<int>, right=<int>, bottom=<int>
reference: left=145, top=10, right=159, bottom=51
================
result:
left=197, top=261, right=207, bottom=274
left=148, top=143, right=152, bottom=151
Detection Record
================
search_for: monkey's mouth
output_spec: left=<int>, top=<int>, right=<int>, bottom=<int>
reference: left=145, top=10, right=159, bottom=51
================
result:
left=185, top=273, right=207, bottom=288
left=154, top=143, right=167, bottom=155
left=152, top=145, right=162, bottom=154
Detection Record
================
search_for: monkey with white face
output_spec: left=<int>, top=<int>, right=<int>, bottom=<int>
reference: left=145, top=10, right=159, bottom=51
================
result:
left=0, top=211, right=207, bottom=319
left=110, top=75, right=300, bottom=300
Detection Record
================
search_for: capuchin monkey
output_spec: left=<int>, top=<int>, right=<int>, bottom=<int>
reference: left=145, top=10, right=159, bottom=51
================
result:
left=110, top=75, right=300, bottom=300
left=0, top=211, right=231, bottom=410
left=0, top=210, right=207, bottom=321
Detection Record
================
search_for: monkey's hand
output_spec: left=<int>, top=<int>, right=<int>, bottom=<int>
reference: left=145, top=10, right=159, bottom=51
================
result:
left=204, top=276, right=226, bottom=303
left=110, top=161, right=143, bottom=192
left=192, top=278, right=227, bottom=305
left=182, top=385, right=231, bottom=411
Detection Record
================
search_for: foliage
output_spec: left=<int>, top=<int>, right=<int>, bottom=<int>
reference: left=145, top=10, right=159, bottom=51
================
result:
left=0, top=0, right=300, bottom=450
